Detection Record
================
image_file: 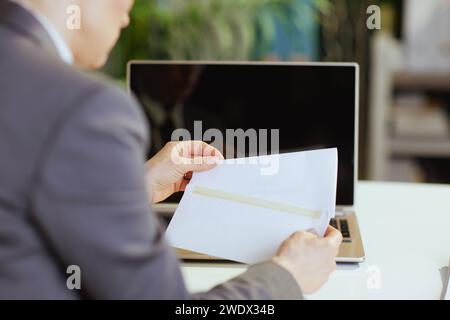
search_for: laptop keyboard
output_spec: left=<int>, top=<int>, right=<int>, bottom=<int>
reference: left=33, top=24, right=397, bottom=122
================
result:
left=330, top=218, right=351, bottom=239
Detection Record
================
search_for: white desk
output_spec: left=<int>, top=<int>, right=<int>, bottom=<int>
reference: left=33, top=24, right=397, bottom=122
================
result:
left=181, top=181, right=450, bottom=299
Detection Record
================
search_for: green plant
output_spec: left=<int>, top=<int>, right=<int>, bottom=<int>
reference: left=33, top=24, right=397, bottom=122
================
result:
left=105, top=0, right=331, bottom=78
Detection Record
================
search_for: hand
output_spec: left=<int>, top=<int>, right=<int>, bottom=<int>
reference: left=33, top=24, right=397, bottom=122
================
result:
left=146, top=141, right=224, bottom=204
left=272, top=226, right=343, bottom=295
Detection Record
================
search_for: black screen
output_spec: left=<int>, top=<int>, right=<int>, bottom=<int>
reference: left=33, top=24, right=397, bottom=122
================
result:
left=129, top=63, right=357, bottom=205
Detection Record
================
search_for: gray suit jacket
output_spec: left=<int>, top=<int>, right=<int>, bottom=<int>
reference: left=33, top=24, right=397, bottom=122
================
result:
left=0, top=1, right=303, bottom=300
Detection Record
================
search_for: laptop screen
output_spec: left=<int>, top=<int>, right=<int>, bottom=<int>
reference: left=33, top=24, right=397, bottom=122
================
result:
left=128, top=62, right=357, bottom=206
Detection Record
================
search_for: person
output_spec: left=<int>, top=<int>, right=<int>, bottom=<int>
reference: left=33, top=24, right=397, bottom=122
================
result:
left=0, top=0, right=342, bottom=299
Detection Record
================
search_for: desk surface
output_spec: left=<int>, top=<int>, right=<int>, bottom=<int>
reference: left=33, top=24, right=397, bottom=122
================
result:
left=181, top=181, right=450, bottom=299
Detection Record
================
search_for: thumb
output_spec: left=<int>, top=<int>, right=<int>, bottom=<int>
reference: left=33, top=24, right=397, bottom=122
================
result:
left=322, top=226, right=343, bottom=247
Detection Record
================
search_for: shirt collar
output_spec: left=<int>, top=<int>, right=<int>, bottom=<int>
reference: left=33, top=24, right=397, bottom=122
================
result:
left=9, top=0, right=74, bottom=65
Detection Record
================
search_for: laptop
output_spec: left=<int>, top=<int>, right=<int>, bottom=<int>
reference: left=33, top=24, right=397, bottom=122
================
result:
left=128, top=61, right=365, bottom=263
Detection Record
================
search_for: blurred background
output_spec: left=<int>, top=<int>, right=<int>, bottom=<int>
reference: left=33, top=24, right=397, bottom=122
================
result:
left=103, top=0, right=450, bottom=184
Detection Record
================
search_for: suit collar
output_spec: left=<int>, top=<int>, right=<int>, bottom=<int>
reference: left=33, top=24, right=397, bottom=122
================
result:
left=0, top=1, right=61, bottom=60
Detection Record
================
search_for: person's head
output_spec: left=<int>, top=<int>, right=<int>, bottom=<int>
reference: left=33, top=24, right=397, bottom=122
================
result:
left=24, top=0, right=134, bottom=69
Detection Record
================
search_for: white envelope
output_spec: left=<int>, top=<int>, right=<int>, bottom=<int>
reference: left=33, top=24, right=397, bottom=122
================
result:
left=166, top=148, right=338, bottom=264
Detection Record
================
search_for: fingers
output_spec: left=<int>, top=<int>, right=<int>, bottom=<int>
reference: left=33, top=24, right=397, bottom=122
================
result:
left=172, top=141, right=224, bottom=173
left=203, top=143, right=225, bottom=160
left=287, top=226, right=340, bottom=243
left=324, top=225, right=338, bottom=237
left=175, top=141, right=224, bottom=159
left=183, top=172, right=193, bottom=181
left=289, top=230, right=318, bottom=242
left=177, top=179, right=190, bottom=192
left=321, top=226, right=343, bottom=248
left=286, top=227, right=342, bottom=251
left=176, top=156, right=221, bottom=173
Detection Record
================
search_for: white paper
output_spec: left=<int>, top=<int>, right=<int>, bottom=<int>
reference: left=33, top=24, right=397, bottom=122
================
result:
left=166, top=148, right=338, bottom=264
